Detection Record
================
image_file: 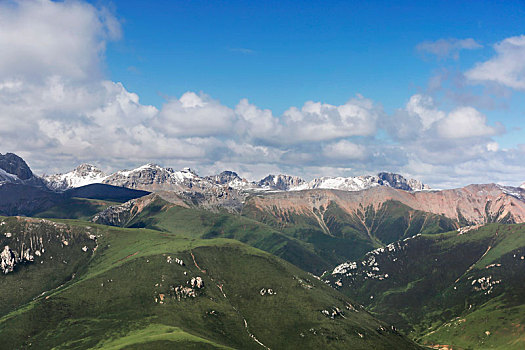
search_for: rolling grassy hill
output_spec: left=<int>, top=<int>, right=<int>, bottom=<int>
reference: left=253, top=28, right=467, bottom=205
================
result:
left=0, top=216, right=420, bottom=349
left=326, top=223, right=525, bottom=349
left=93, top=194, right=332, bottom=274
left=91, top=193, right=457, bottom=275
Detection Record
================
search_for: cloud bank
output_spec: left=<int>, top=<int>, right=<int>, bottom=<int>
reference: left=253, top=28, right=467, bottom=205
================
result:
left=0, top=0, right=524, bottom=188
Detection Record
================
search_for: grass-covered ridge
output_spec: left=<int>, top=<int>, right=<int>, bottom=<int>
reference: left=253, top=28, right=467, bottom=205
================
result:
left=327, top=223, right=525, bottom=349
left=94, top=195, right=333, bottom=274
left=242, top=198, right=457, bottom=266
left=0, top=216, right=420, bottom=349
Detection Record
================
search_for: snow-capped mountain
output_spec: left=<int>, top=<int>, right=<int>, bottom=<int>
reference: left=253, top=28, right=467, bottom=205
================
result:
left=277, top=172, right=430, bottom=192
left=521, top=182, right=525, bottom=190
left=43, top=164, right=108, bottom=191
left=204, top=171, right=253, bottom=189
left=42, top=161, right=431, bottom=194
left=0, top=153, right=45, bottom=188
left=102, top=164, right=213, bottom=192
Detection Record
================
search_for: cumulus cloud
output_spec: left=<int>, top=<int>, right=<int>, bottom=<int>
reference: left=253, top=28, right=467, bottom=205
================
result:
left=405, top=94, right=445, bottom=129
left=322, top=140, right=367, bottom=160
left=0, top=0, right=120, bottom=82
left=154, top=92, right=236, bottom=137
left=466, top=35, right=525, bottom=90
left=280, top=96, right=380, bottom=143
left=436, top=107, right=499, bottom=139
left=417, top=38, right=482, bottom=59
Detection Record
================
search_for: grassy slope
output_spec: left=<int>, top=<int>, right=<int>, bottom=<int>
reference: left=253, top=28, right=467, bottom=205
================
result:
left=0, top=219, right=419, bottom=349
left=242, top=199, right=457, bottom=266
left=0, top=216, right=97, bottom=316
left=33, top=197, right=121, bottom=221
left=327, top=223, right=525, bottom=349
left=117, top=197, right=333, bottom=275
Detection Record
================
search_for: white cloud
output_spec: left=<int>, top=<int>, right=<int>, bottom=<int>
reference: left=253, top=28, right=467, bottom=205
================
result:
left=235, top=99, right=281, bottom=141
left=417, top=38, right=482, bottom=59
left=154, top=92, right=236, bottom=137
left=466, top=35, right=525, bottom=90
left=280, top=96, right=380, bottom=143
left=487, top=142, right=499, bottom=152
left=405, top=94, right=445, bottom=129
left=436, top=107, right=498, bottom=139
left=0, top=0, right=120, bottom=82
left=322, top=140, right=367, bottom=160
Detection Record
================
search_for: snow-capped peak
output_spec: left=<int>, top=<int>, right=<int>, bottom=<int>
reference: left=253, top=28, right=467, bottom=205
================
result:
left=521, top=182, right=525, bottom=190
left=43, top=164, right=107, bottom=191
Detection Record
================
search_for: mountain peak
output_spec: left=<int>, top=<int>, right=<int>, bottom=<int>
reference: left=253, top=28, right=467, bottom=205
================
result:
left=377, top=172, right=430, bottom=191
left=0, top=152, right=33, bottom=180
left=73, top=163, right=105, bottom=175
left=258, top=174, right=306, bottom=191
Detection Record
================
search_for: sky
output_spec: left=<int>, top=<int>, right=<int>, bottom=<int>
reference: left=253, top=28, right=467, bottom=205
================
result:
left=0, top=0, right=525, bottom=188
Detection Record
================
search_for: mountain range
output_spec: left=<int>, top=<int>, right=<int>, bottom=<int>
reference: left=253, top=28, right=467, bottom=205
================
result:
left=40, top=162, right=430, bottom=193
left=1, top=152, right=524, bottom=349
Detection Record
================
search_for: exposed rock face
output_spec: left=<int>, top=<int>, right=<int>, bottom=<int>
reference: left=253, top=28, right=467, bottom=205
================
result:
left=245, top=184, right=525, bottom=226
left=258, top=174, right=307, bottom=191
left=0, top=217, right=96, bottom=274
left=205, top=171, right=242, bottom=185
left=377, top=172, right=430, bottom=191
left=92, top=193, right=170, bottom=226
left=191, top=276, right=204, bottom=289
left=293, top=173, right=430, bottom=192
left=0, top=153, right=45, bottom=188
left=43, top=164, right=108, bottom=191
left=103, top=164, right=208, bottom=192
left=1, top=245, right=17, bottom=274
left=0, top=153, right=33, bottom=180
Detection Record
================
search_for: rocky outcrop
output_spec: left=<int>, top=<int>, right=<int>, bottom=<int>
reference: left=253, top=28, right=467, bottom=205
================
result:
left=191, top=276, right=204, bottom=289
left=377, top=172, right=430, bottom=191
left=258, top=174, right=307, bottom=191
left=0, top=217, right=96, bottom=274
left=103, top=164, right=208, bottom=192
left=1, top=245, right=17, bottom=274
left=160, top=276, right=205, bottom=302
left=0, top=153, right=34, bottom=180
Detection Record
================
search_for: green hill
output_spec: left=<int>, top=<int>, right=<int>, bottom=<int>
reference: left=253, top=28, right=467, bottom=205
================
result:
left=92, top=194, right=333, bottom=274
left=326, top=223, right=525, bottom=349
left=242, top=198, right=457, bottom=266
left=0, top=216, right=420, bottom=349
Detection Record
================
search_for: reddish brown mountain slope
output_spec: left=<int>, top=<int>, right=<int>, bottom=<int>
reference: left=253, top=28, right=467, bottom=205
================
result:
left=246, top=184, right=525, bottom=225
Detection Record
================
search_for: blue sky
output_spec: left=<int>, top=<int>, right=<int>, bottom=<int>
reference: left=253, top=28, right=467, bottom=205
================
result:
left=102, top=0, right=525, bottom=147
left=1, top=0, right=525, bottom=187
left=103, top=3, right=522, bottom=102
